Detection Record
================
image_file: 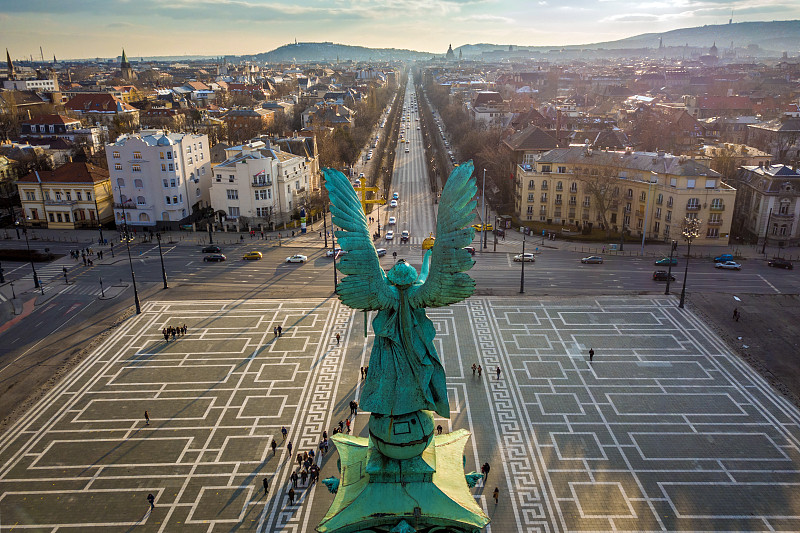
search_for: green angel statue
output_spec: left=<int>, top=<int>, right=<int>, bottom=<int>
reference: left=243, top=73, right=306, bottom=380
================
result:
left=323, top=161, right=477, bottom=419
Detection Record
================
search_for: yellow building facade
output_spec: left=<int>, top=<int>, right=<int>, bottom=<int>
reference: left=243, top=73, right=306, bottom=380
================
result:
left=18, top=162, right=114, bottom=229
left=514, top=147, right=737, bottom=245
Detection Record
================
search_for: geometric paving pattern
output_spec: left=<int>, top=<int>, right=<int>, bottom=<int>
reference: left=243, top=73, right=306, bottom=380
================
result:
left=0, top=297, right=798, bottom=532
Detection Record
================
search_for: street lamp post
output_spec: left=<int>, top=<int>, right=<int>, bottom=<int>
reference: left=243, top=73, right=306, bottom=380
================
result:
left=678, top=217, right=701, bottom=309
left=323, top=206, right=329, bottom=248
left=331, top=224, right=339, bottom=292
left=118, top=189, right=141, bottom=314
left=94, top=196, right=104, bottom=244
left=519, top=230, right=526, bottom=294
left=665, top=240, right=677, bottom=295
left=156, top=232, right=168, bottom=289
left=16, top=218, right=40, bottom=289
left=482, top=169, right=487, bottom=250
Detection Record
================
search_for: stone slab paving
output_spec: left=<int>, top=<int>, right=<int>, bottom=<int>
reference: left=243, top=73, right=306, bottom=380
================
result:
left=0, top=296, right=799, bottom=532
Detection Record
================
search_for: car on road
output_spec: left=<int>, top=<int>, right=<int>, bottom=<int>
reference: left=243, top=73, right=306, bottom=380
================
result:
left=513, top=253, right=535, bottom=262
left=494, top=228, right=505, bottom=238
left=653, top=270, right=675, bottom=281
left=376, top=248, right=387, bottom=257
left=715, top=260, right=742, bottom=270
left=400, top=230, right=410, bottom=242
left=392, top=192, right=399, bottom=200
left=243, top=251, right=263, bottom=260
left=464, top=246, right=475, bottom=255
left=471, top=224, right=484, bottom=231
left=581, top=256, right=604, bottom=264
left=202, top=245, right=221, bottom=253
left=714, top=254, right=734, bottom=263
left=655, top=257, right=677, bottom=266
left=390, top=200, right=398, bottom=208
left=358, top=172, right=365, bottom=179
left=203, top=253, right=226, bottom=262
left=405, top=147, right=409, bottom=153
left=286, top=254, right=308, bottom=263
left=768, top=258, right=793, bottom=269
left=325, top=248, right=347, bottom=257
left=388, top=216, right=396, bottom=225
left=385, top=230, right=394, bottom=240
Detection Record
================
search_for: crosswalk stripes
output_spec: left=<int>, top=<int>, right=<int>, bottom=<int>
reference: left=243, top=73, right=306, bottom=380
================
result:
left=59, top=283, right=104, bottom=297
left=34, top=263, right=70, bottom=282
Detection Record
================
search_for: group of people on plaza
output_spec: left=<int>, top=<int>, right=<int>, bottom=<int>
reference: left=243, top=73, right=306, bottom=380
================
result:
left=471, top=363, right=502, bottom=380
left=70, top=247, right=102, bottom=265
left=162, top=324, right=188, bottom=342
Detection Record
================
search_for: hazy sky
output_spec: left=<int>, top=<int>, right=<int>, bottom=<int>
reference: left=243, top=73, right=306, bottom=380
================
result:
left=3, top=0, right=799, bottom=59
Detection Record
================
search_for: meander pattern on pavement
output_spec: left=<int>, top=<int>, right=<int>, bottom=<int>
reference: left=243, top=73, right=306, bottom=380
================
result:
left=0, top=296, right=799, bottom=532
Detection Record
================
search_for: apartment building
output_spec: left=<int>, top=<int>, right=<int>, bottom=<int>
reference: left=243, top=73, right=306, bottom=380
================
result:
left=106, top=130, right=211, bottom=228
left=16, top=161, right=113, bottom=229
left=209, top=140, right=313, bottom=229
left=729, top=164, right=800, bottom=246
left=514, top=146, right=737, bottom=245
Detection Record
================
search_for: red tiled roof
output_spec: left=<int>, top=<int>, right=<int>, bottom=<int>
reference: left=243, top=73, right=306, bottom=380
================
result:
left=65, top=93, right=137, bottom=113
left=22, top=114, right=81, bottom=126
left=18, top=162, right=110, bottom=184
left=695, top=96, right=753, bottom=110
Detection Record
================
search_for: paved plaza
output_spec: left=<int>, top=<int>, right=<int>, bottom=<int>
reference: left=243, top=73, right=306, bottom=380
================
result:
left=0, top=296, right=799, bottom=532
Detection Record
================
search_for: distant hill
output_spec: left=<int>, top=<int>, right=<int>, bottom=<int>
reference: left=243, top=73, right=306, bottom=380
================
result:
left=250, top=42, right=432, bottom=63
left=455, top=20, right=800, bottom=57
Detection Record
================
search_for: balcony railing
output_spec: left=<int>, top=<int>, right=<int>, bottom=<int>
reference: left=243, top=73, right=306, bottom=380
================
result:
left=686, top=204, right=701, bottom=211
left=45, top=199, right=77, bottom=206
left=709, top=204, right=725, bottom=212
left=582, top=202, right=590, bottom=207
left=114, top=202, right=138, bottom=209
left=772, top=212, right=794, bottom=219
left=252, top=180, right=273, bottom=188
left=554, top=199, right=562, bottom=205
left=707, top=218, right=723, bottom=226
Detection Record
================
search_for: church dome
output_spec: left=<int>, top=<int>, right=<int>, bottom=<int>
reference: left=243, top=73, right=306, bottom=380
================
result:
left=156, top=135, right=174, bottom=146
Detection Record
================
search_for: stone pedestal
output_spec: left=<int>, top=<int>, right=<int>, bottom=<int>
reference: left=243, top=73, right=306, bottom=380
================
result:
left=316, top=429, right=489, bottom=533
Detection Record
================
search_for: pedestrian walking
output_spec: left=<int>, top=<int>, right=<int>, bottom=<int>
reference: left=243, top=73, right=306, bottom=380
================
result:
left=353, top=401, right=358, bottom=416
left=336, top=333, right=340, bottom=345
left=482, top=462, right=490, bottom=482
left=144, top=410, right=150, bottom=425
left=345, top=418, right=351, bottom=433
left=183, top=324, right=187, bottom=335
left=436, top=424, right=443, bottom=435
left=733, top=307, right=738, bottom=319
left=288, top=488, right=296, bottom=505
left=360, top=366, right=365, bottom=379
left=493, top=487, right=499, bottom=504
left=735, top=310, right=740, bottom=322
left=301, top=469, right=308, bottom=486
left=290, top=470, right=298, bottom=488
left=477, top=365, right=482, bottom=377
left=297, top=453, right=303, bottom=468
left=281, top=426, right=288, bottom=441
left=278, top=325, right=283, bottom=337
left=147, top=493, right=155, bottom=510
left=274, top=326, right=278, bottom=338
left=287, top=441, right=293, bottom=455
left=589, top=348, right=594, bottom=363
left=271, top=440, right=277, bottom=454
left=163, top=328, right=169, bottom=342
left=496, top=366, right=501, bottom=380
left=472, top=363, right=476, bottom=376
left=263, top=477, right=269, bottom=493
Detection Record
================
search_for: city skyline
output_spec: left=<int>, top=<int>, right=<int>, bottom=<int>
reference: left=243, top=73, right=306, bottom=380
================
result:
left=3, top=0, right=800, bottom=60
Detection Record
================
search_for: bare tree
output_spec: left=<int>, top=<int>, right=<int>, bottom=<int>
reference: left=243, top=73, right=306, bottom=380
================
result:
left=576, top=165, right=621, bottom=237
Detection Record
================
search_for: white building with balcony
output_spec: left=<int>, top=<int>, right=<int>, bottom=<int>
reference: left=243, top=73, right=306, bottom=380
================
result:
left=209, top=140, right=313, bottom=230
left=106, top=130, right=211, bottom=228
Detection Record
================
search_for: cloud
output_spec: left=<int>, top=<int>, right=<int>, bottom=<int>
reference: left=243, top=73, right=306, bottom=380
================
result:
left=459, top=14, right=514, bottom=23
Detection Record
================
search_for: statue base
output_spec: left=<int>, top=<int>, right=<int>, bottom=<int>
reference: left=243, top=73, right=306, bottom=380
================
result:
left=316, top=429, right=489, bottom=533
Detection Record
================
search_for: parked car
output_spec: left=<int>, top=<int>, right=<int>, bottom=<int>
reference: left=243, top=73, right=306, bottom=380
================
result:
left=392, top=192, right=399, bottom=200
left=653, top=270, right=675, bottom=281
left=203, top=253, right=226, bottom=262
left=464, top=246, right=476, bottom=255
left=714, top=254, right=734, bottom=263
left=286, top=254, right=307, bottom=263
left=243, top=251, right=262, bottom=260
left=385, top=231, right=394, bottom=240
left=513, top=253, right=535, bottom=262
left=390, top=200, right=398, bottom=208
left=581, top=256, right=604, bottom=264
left=405, top=147, right=410, bottom=153
left=376, top=248, right=388, bottom=257
left=768, top=258, right=793, bottom=269
left=400, top=230, right=410, bottom=242
left=655, top=257, right=677, bottom=266
left=715, top=261, right=742, bottom=270
left=388, top=216, right=397, bottom=225
left=202, top=245, right=221, bottom=253
left=326, top=248, right=347, bottom=257
left=471, top=224, right=484, bottom=231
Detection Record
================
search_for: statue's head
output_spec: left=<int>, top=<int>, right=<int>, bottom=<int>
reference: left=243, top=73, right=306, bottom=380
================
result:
left=386, top=259, right=417, bottom=288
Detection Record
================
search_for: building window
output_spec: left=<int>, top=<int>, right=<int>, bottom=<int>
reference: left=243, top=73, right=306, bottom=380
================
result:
left=160, top=152, right=165, bottom=159
left=132, top=165, right=141, bottom=172
left=25, top=191, right=35, bottom=201
left=686, top=179, right=696, bottom=189
left=664, top=225, right=670, bottom=236
left=540, top=193, right=547, bottom=202
left=196, top=188, right=201, bottom=197
left=627, top=188, right=633, bottom=198
left=556, top=181, right=563, bottom=191
left=134, top=179, right=143, bottom=188
left=655, top=207, right=661, bottom=219
left=226, top=189, right=238, bottom=200
left=161, top=164, right=166, bottom=171
left=667, top=197, right=673, bottom=208
left=56, top=213, right=62, bottom=222
left=170, top=178, right=176, bottom=187
left=526, top=206, right=533, bottom=214
left=117, top=178, right=125, bottom=187
left=137, top=196, right=146, bottom=205
left=66, top=192, right=72, bottom=201
left=541, top=180, right=548, bottom=190
left=216, top=174, right=222, bottom=182
left=229, top=174, right=235, bottom=182
left=167, top=152, right=172, bottom=159
left=173, top=196, right=178, bottom=204
left=528, top=180, right=534, bottom=189
left=640, top=191, right=646, bottom=201
left=527, top=194, right=534, bottom=202
left=656, top=194, right=663, bottom=204
left=168, top=164, right=174, bottom=171
left=666, top=211, right=672, bottom=222
left=87, top=192, right=91, bottom=201
left=133, top=152, right=142, bottom=160
left=711, top=198, right=724, bottom=210
left=49, top=213, right=55, bottom=222
left=541, top=165, right=551, bottom=173
left=653, top=221, right=660, bottom=234
left=165, top=196, right=171, bottom=205
left=707, top=227, right=719, bottom=238
left=670, top=177, right=677, bottom=187
left=570, top=182, right=577, bottom=193
left=113, top=151, right=120, bottom=159
left=687, top=198, right=700, bottom=210
left=76, top=192, right=82, bottom=201
left=114, top=163, right=122, bottom=171
left=229, top=206, right=240, bottom=218
left=705, top=179, right=716, bottom=189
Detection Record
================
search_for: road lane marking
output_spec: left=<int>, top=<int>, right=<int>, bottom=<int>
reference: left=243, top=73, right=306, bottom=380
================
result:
left=757, top=274, right=781, bottom=293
